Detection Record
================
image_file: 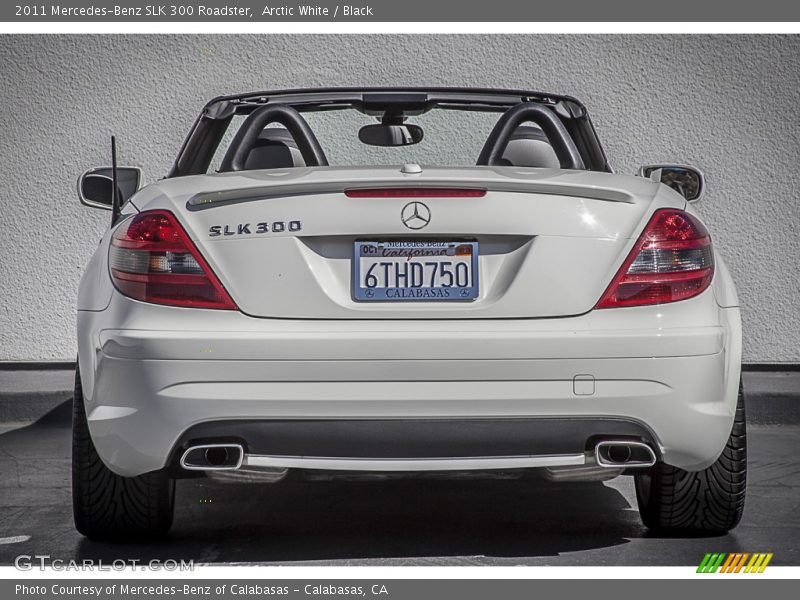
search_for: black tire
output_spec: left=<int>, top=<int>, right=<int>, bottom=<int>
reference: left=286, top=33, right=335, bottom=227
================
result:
left=72, top=365, right=174, bottom=540
left=634, top=379, right=746, bottom=534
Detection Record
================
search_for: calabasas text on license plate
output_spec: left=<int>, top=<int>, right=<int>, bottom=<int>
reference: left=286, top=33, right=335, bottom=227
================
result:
left=353, top=241, right=479, bottom=301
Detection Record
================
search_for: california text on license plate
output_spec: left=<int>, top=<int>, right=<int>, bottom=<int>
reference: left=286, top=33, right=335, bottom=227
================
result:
left=353, top=241, right=479, bottom=301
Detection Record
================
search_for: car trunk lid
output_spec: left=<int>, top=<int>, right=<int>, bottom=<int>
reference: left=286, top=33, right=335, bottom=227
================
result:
left=138, top=166, right=663, bottom=319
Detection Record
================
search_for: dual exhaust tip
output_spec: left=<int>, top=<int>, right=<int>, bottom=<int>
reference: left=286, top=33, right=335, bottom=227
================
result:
left=179, top=440, right=656, bottom=472
left=180, top=444, right=244, bottom=471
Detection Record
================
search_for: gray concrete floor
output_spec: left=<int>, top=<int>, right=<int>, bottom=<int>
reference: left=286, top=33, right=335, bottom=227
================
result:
left=0, top=400, right=798, bottom=566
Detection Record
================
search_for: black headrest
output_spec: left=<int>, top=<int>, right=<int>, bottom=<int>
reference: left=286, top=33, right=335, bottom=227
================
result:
left=243, top=128, right=307, bottom=170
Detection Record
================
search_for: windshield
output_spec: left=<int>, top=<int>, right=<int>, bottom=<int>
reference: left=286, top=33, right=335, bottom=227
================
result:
left=210, top=108, right=504, bottom=171
left=175, top=89, right=608, bottom=177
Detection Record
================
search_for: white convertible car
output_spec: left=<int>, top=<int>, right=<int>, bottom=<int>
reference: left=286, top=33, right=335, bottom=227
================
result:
left=75, top=88, right=744, bottom=540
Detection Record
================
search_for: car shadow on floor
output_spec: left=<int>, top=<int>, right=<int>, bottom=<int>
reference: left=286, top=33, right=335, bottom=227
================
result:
left=73, top=473, right=645, bottom=563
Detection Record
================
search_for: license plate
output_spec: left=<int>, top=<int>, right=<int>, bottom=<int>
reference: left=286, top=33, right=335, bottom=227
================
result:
left=353, top=241, right=479, bottom=302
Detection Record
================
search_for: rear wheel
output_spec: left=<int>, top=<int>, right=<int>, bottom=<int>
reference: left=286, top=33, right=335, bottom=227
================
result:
left=72, top=366, right=174, bottom=540
left=634, top=380, right=746, bottom=533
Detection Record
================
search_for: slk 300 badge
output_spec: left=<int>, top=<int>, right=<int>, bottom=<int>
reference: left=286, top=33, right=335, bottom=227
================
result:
left=209, top=221, right=302, bottom=237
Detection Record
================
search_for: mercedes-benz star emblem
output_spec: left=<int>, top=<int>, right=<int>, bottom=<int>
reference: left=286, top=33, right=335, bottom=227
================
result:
left=400, top=201, right=431, bottom=230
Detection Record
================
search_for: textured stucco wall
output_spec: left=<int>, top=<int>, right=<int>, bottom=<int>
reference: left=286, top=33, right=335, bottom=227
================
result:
left=0, top=35, right=798, bottom=362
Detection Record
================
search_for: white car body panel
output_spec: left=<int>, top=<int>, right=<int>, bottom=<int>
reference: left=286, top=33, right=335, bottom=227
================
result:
left=126, top=167, right=675, bottom=320
left=76, top=165, right=741, bottom=478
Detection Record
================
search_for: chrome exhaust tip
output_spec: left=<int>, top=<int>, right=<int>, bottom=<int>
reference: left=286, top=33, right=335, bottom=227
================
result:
left=607, top=445, right=632, bottom=463
left=594, top=440, right=656, bottom=468
left=180, top=444, right=244, bottom=471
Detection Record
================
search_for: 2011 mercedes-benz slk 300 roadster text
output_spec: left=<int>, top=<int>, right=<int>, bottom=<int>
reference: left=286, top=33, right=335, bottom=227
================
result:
left=74, top=88, right=745, bottom=540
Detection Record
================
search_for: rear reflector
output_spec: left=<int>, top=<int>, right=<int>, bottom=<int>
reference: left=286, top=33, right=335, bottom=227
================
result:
left=345, top=188, right=486, bottom=198
left=109, top=210, right=237, bottom=310
left=596, top=209, right=714, bottom=308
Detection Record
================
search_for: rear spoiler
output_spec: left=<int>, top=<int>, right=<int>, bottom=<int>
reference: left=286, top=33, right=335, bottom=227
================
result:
left=186, top=178, right=637, bottom=211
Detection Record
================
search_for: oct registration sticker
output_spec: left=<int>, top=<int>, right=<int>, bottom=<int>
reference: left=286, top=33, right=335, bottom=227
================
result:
left=353, top=241, right=479, bottom=302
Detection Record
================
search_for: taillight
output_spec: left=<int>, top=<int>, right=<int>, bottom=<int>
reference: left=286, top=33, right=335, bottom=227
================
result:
left=596, top=209, right=714, bottom=308
left=109, top=210, right=237, bottom=310
left=345, top=188, right=486, bottom=198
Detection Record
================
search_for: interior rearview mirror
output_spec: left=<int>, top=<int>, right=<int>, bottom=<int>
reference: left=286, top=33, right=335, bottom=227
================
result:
left=78, top=166, right=142, bottom=210
left=358, top=124, right=424, bottom=147
left=638, top=164, right=704, bottom=202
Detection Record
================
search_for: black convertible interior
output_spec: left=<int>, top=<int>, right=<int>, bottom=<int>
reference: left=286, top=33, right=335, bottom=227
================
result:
left=231, top=123, right=563, bottom=172
left=217, top=101, right=584, bottom=173
left=169, top=88, right=611, bottom=177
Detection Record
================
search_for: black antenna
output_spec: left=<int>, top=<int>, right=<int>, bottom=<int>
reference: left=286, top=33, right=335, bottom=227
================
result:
left=111, top=136, right=120, bottom=226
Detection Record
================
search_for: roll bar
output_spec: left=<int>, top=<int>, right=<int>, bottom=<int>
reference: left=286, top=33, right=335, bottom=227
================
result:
left=219, top=104, right=329, bottom=172
left=477, top=102, right=585, bottom=170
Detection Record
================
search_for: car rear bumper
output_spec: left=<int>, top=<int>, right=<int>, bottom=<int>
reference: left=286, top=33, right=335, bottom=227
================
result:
left=171, top=416, right=659, bottom=472
left=78, top=291, right=741, bottom=477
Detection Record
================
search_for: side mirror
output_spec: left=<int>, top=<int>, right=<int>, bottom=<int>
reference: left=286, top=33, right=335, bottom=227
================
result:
left=77, top=166, right=142, bottom=210
left=358, top=124, right=424, bottom=147
left=638, top=164, right=704, bottom=202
